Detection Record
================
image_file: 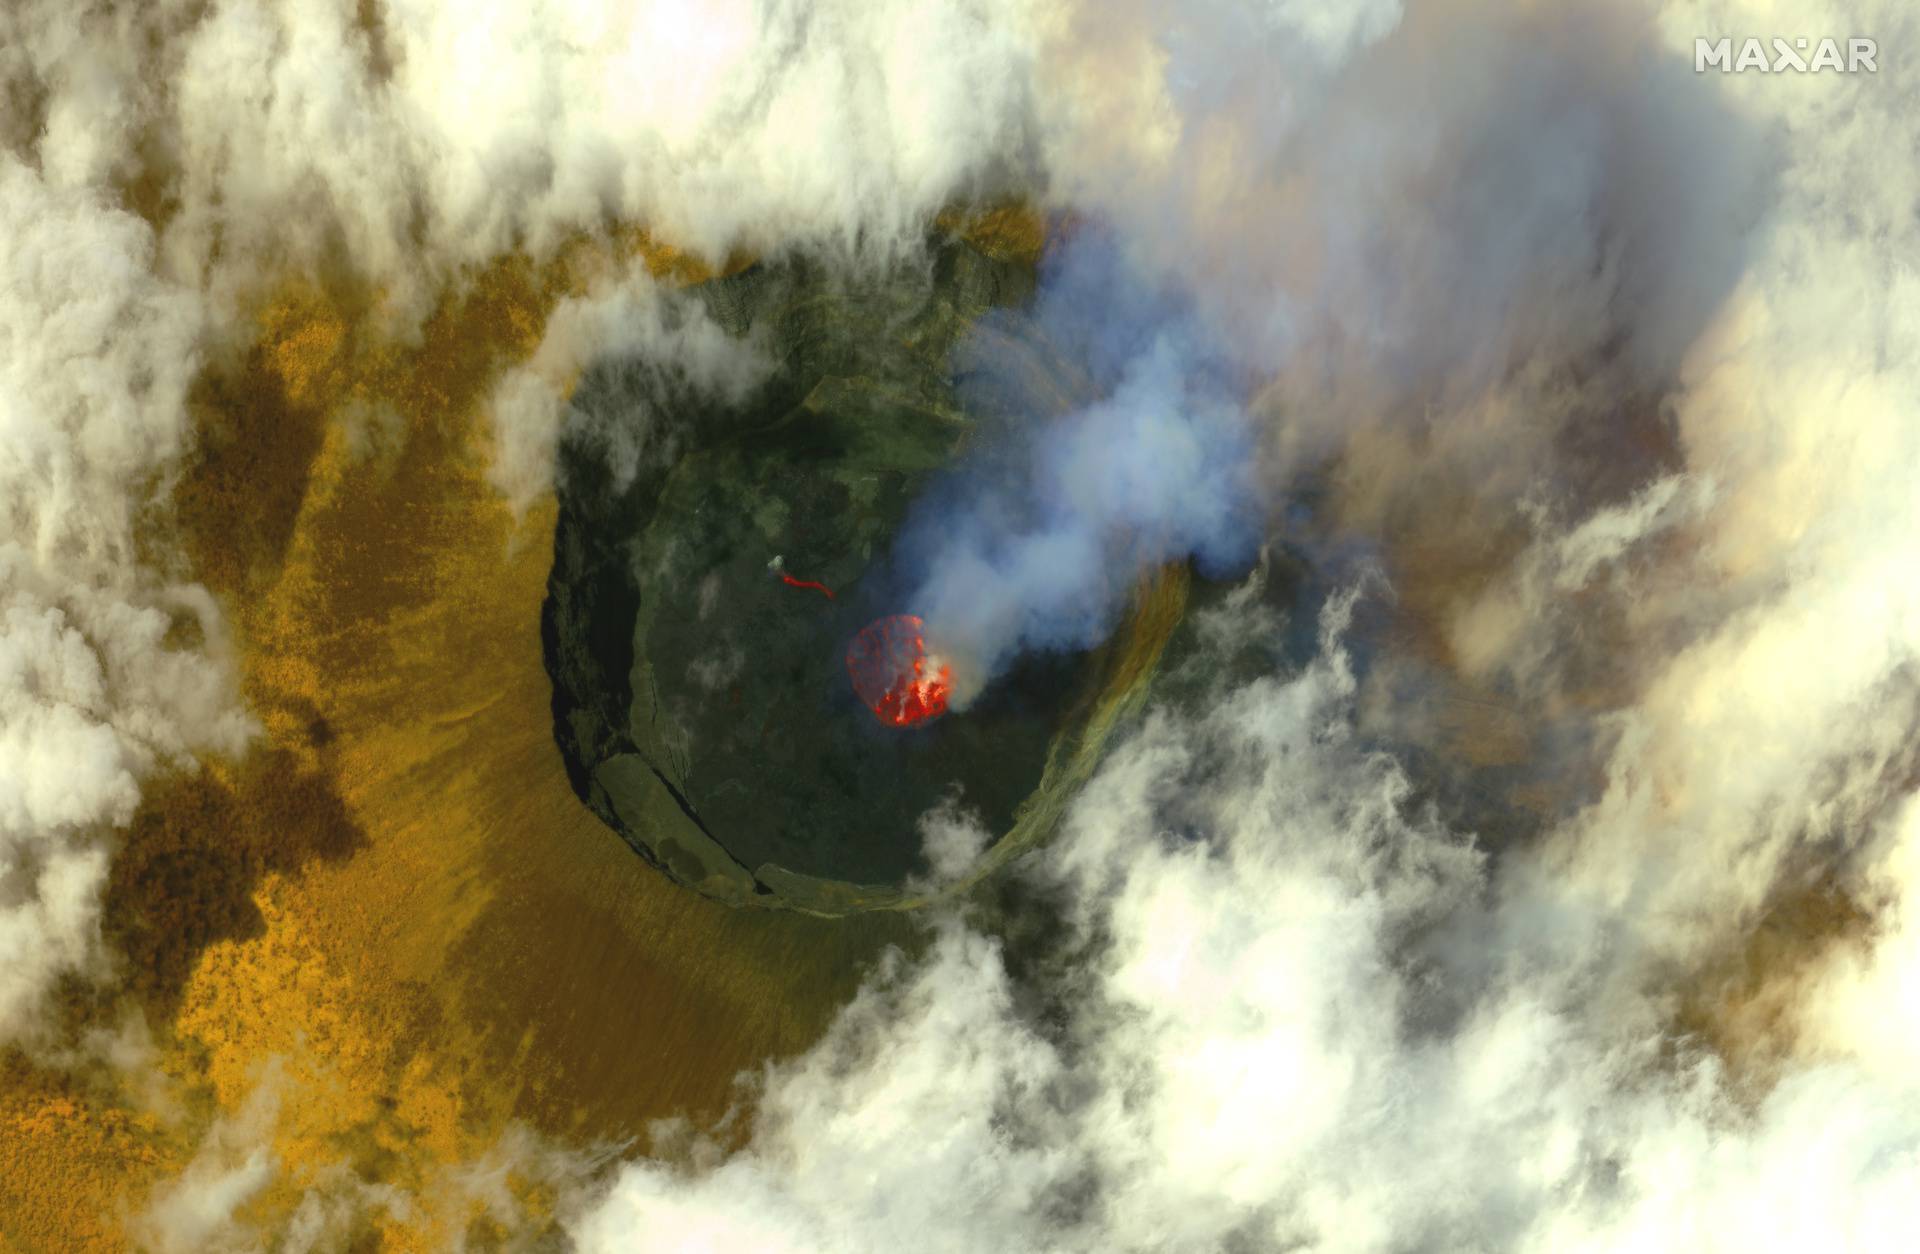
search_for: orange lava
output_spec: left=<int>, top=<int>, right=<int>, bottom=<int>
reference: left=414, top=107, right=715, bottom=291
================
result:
left=847, top=615, right=952, bottom=727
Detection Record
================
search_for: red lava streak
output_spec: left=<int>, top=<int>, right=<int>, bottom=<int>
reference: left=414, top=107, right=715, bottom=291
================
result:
left=779, top=572, right=835, bottom=599
left=847, top=614, right=952, bottom=727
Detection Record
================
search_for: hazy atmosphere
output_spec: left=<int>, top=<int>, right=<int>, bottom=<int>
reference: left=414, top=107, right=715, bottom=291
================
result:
left=2, top=0, right=1916, bottom=1249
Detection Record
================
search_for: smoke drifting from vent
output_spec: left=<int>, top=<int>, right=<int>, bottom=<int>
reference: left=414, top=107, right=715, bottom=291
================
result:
left=563, top=0, right=1920, bottom=1249
left=897, top=232, right=1260, bottom=702
left=4, top=0, right=1920, bottom=1246
left=894, top=0, right=1767, bottom=705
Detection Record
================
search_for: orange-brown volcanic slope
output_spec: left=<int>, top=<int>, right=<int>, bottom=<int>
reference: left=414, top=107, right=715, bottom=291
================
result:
left=0, top=215, right=1050, bottom=1249
left=0, top=204, right=1846, bottom=1248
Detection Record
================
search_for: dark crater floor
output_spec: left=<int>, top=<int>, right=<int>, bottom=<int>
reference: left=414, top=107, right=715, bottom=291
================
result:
left=542, top=234, right=1146, bottom=912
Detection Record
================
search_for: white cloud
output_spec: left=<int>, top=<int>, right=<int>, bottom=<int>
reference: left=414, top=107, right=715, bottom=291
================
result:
left=0, top=0, right=1052, bottom=1040
left=488, top=265, right=769, bottom=512
left=0, top=158, right=252, bottom=1043
left=571, top=618, right=1920, bottom=1251
left=1797, top=794, right=1920, bottom=1084
left=3, top=0, right=1048, bottom=309
left=131, top=1068, right=283, bottom=1254
left=6, top=0, right=1920, bottom=1246
left=564, top=0, right=1920, bottom=1249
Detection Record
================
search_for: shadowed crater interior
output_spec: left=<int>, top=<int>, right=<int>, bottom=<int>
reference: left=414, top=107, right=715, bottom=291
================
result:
left=542, top=232, right=1175, bottom=914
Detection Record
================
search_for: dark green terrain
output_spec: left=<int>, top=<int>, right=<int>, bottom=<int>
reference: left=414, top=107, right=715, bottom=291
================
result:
left=543, top=235, right=1165, bottom=912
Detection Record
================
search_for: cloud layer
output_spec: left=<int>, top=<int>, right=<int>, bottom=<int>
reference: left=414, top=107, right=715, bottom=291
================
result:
left=5, top=0, right=1920, bottom=1248
left=0, top=158, right=251, bottom=1042
left=574, top=628, right=1920, bottom=1250
left=565, top=0, right=1920, bottom=1249
left=0, top=0, right=1052, bottom=1043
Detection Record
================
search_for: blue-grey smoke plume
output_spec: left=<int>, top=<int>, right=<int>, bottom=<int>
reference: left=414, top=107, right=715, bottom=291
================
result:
left=896, top=234, right=1260, bottom=702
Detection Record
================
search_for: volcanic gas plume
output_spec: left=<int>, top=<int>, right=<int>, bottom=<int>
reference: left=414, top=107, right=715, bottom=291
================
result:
left=3, top=0, right=1918, bottom=1251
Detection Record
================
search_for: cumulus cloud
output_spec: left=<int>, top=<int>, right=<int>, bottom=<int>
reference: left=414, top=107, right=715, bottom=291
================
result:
left=379, top=0, right=1041, bottom=266
left=0, top=158, right=251, bottom=1043
left=131, top=1073, right=283, bottom=1254
left=0, top=0, right=1053, bottom=1042
left=488, top=266, right=770, bottom=513
left=1529, top=0, right=1920, bottom=957
left=7, top=0, right=1920, bottom=1248
left=562, top=0, right=1920, bottom=1249
left=128, top=1064, right=582, bottom=1253
left=6, top=0, right=1048, bottom=308
left=571, top=604, right=1918, bottom=1251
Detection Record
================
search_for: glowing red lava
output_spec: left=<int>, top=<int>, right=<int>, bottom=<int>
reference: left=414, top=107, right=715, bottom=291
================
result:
left=779, top=572, right=835, bottom=599
left=847, top=614, right=952, bottom=727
